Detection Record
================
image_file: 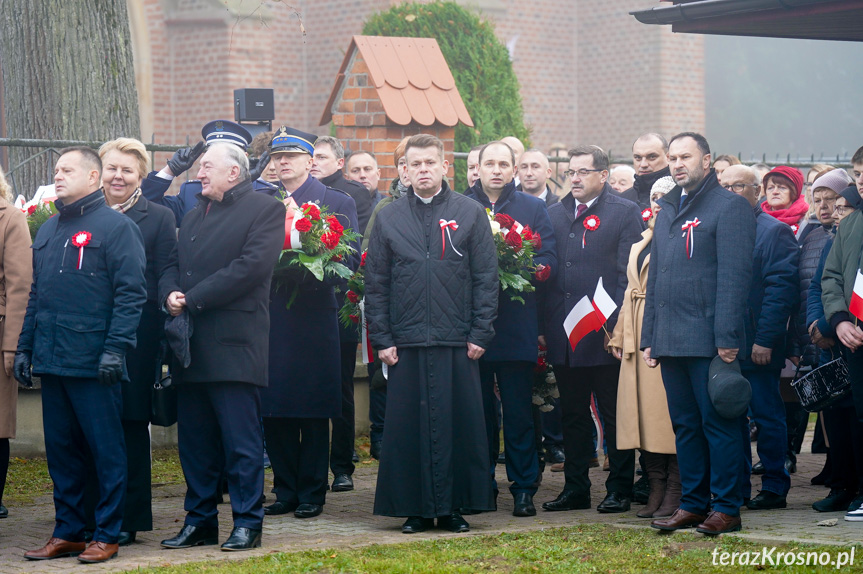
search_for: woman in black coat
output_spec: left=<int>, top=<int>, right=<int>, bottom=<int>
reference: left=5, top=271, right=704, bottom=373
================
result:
left=86, top=138, right=178, bottom=545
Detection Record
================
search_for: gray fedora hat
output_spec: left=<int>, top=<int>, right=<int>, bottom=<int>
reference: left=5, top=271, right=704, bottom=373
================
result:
left=708, top=355, right=751, bottom=419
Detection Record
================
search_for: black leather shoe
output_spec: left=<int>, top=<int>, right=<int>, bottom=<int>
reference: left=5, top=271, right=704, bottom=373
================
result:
left=632, top=475, right=650, bottom=505
left=751, top=461, right=765, bottom=475
left=513, top=493, right=536, bottom=517
left=332, top=473, right=354, bottom=492
left=117, top=531, right=136, bottom=546
left=352, top=450, right=360, bottom=463
left=160, top=524, right=219, bottom=549
left=813, top=488, right=857, bottom=512
left=496, top=451, right=506, bottom=465
left=784, top=456, right=797, bottom=474
left=402, top=517, right=434, bottom=534
left=545, top=445, right=565, bottom=464
left=597, top=492, right=631, bottom=513
left=264, top=500, right=297, bottom=515
left=542, top=490, right=591, bottom=511
left=0, top=504, right=7, bottom=518
left=370, top=441, right=382, bottom=460
left=220, top=527, right=261, bottom=551
left=294, top=503, right=323, bottom=518
left=746, top=491, right=787, bottom=510
left=437, top=512, right=470, bottom=533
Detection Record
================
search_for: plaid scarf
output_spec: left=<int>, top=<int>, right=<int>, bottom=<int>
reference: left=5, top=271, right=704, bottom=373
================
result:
left=109, top=188, right=142, bottom=214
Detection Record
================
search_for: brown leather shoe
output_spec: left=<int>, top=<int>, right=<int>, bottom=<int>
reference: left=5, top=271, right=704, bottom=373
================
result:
left=24, top=538, right=86, bottom=560
left=650, top=508, right=707, bottom=531
left=77, top=541, right=119, bottom=563
left=696, top=511, right=742, bottom=535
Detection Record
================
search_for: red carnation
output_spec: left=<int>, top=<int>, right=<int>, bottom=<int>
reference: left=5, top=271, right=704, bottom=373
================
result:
left=321, top=231, right=340, bottom=250
left=349, top=314, right=359, bottom=324
left=360, top=251, right=367, bottom=267
left=535, top=264, right=551, bottom=282
left=534, top=356, right=548, bottom=373
left=494, top=213, right=515, bottom=230
left=505, top=228, right=523, bottom=250
left=295, top=217, right=312, bottom=232
left=346, top=290, right=360, bottom=304
left=26, top=204, right=37, bottom=215
left=327, top=215, right=344, bottom=235
left=303, top=203, right=321, bottom=221
left=531, top=231, right=542, bottom=250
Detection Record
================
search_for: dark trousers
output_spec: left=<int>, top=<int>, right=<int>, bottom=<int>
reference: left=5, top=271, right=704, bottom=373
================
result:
left=480, top=361, right=538, bottom=495
left=177, top=382, right=264, bottom=530
left=843, top=346, right=863, bottom=421
left=741, top=368, right=789, bottom=497
left=41, top=375, right=126, bottom=543
left=84, top=419, right=153, bottom=532
left=556, top=364, right=634, bottom=496
left=661, top=357, right=744, bottom=516
left=368, top=361, right=386, bottom=445
left=823, top=404, right=863, bottom=492
left=330, top=342, right=357, bottom=476
left=541, top=398, right=564, bottom=446
left=264, top=417, right=329, bottom=506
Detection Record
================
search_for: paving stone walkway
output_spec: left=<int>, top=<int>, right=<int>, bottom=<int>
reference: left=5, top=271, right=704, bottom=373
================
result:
left=0, top=439, right=859, bottom=573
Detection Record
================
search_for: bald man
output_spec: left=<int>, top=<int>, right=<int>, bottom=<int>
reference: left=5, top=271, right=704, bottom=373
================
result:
left=618, top=133, right=670, bottom=209
left=519, top=149, right=558, bottom=207
left=501, top=137, right=525, bottom=189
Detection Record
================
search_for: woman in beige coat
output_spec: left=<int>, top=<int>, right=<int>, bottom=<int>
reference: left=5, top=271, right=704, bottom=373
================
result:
left=0, top=166, right=34, bottom=518
left=608, top=176, right=679, bottom=518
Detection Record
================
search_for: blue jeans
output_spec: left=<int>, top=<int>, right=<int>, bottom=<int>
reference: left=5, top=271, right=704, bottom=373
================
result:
left=661, top=357, right=745, bottom=516
left=741, top=368, right=789, bottom=497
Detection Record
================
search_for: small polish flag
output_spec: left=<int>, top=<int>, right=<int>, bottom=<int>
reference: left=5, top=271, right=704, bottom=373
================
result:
left=850, top=270, right=863, bottom=322
left=564, top=296, right=601, bottom=351
left=591, top=277, right=618, bottom=325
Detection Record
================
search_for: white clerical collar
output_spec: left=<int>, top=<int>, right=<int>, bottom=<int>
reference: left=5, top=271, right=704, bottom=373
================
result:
left=417, top=187, right=443, bottom=204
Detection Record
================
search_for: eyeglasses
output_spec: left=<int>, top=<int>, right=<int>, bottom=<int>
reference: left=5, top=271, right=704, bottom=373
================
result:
left=833, top=204, right=853, bottom=215
left=721, top=182, right=757, bottom=193
left=563, top=168, right=602, bottom=179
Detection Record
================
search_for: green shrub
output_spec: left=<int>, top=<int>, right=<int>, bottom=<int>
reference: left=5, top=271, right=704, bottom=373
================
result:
left=363, top=1, right=530, bottom=191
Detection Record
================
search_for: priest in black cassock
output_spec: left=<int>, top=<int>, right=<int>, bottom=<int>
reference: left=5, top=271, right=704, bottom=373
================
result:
left=364, top=134, right=499, bottom=534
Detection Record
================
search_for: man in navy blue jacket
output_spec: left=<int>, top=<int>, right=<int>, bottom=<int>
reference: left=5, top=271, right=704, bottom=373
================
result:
left=643, top=133, right=755, bottom=535
left=720, top=165, right=799, bottom=511
left=542, top=145, right=643, bottom=514
left=466, top=141, right=556, bottom=517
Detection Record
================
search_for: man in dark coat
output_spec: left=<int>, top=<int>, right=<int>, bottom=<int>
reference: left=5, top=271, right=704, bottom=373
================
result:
left=259, top=127, right=360, bottom=519
left=542, top=145, right=643, bottom=514
left=720, top=165, right=799, bottom=511
left=365, top=134, right=499, bottom=534
left=140, top=119, right=272, bottom=225
left=616, top=133, right=671, bottom=210
left=159, top=143, right=284, bottom=551
left=311, top=136, right=372, bottom=236
left=466, top=141, right=557, bottom=517
left=15, top=147, right=146, bottom=563
left=643, top=132, right=755, bottom=535
left=518, top=149, right=559, bottom=207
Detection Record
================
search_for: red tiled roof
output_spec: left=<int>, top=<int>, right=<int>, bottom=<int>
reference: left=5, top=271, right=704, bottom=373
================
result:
left=321, top=36, right=473, bottom=128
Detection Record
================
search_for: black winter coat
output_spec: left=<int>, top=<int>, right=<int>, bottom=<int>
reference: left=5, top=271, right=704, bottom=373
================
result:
left=365, top=181, right=499, bottom=350
left=790, top=224, right=832, bottom=365
left=320, top=171, right=373, bottom=238
left=543, top=184, right=644, bottom=367
left=161, top=179, right=285, bottom=387
left=467, top=181, right=557, bottom=362
left=617, top=166, right=671, bottom=209
left=19, top=190, right=147, bottom=379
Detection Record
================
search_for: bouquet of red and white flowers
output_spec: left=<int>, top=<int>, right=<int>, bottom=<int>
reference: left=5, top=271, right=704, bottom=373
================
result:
left=339, top=250, right=367, bottom=330
left=487, top=210, right=549, bottom=304
left=274, top=198, right=359, bottom=307
left=21, top=202, right=57, bottom=240
left=532, top=345, right=558, bottom=412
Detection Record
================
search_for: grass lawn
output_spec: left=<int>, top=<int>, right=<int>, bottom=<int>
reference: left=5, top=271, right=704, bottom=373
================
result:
left=133, top=524, right=862, bottom=573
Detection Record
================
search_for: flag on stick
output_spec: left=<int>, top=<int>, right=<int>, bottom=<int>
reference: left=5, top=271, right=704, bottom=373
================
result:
left=564, top=296, right=601, bottom=351
left=850, top=269, right=863, bottom=322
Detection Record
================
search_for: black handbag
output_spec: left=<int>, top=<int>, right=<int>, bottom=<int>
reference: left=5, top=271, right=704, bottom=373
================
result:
left=791, top=354, right=851, bottom=412
left=151, top=342, right=178, bottom=427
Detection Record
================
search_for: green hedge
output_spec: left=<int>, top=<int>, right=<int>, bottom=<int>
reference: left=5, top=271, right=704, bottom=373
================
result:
left=363, top=1, right=530, bottom=191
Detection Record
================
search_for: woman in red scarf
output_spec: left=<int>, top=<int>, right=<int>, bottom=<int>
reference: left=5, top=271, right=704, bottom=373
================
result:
left=761, top=166, right=809, bottom=239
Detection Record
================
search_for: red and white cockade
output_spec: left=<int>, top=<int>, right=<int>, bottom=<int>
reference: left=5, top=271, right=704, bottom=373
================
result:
left=71, top=231, right=92, bottom=270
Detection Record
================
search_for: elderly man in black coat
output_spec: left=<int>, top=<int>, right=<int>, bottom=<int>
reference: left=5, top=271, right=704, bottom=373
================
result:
left=365, top=134, right=499, bottom=535
left=643, top=133, right=755, bottom=536
left=542, top=145, right=644, bottom=514
left=15, top=147, right=146, bottom=563
left=159, top=143, right=285, bottom=552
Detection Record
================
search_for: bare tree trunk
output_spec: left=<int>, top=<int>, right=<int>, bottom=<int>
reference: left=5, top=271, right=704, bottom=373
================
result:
left=0, top=0, right=140, bottom=198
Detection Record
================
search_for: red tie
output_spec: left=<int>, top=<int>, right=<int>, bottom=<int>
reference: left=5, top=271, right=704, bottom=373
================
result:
left=576, top=203, right=587, bottom=219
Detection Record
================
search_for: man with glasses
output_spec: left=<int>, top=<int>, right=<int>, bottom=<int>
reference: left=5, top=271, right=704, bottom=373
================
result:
left=541, top=145, right=643, bottom=514
left=720, top=165, right=799, bottom=512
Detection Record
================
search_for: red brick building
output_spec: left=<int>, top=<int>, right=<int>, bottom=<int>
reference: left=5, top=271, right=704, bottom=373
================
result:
left=131, top=1, right=705, bottom=178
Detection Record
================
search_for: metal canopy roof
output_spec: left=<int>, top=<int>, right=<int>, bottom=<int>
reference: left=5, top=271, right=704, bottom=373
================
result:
left=630, top=0, right=863, bottom=42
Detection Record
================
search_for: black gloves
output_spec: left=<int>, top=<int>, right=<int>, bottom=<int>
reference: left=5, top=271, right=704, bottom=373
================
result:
left=97, top=351, right=125, bottom=386
left=13, top=351, right=32, bottom=388
left=167, top=141, right=206, bottom=177
left=249, top=150, right=271, bottom=181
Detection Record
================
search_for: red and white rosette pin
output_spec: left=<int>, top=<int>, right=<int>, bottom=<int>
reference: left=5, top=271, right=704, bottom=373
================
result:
left=641, top=207, right=652, bottom=222
left=582, top=215, right=600, bottom=248
left=71, top=231, right=92, bottom=270
left=439, top=219, right=464, bottom=259
left=681, top=218, right=701, bottom=259
left=791, top=224, right=799, bottom=235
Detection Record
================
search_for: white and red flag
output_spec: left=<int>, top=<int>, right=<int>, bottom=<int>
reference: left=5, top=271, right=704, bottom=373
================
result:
left=850, top=269, right=863, bottom=322
left=563, top=278, right=618, bottom=350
